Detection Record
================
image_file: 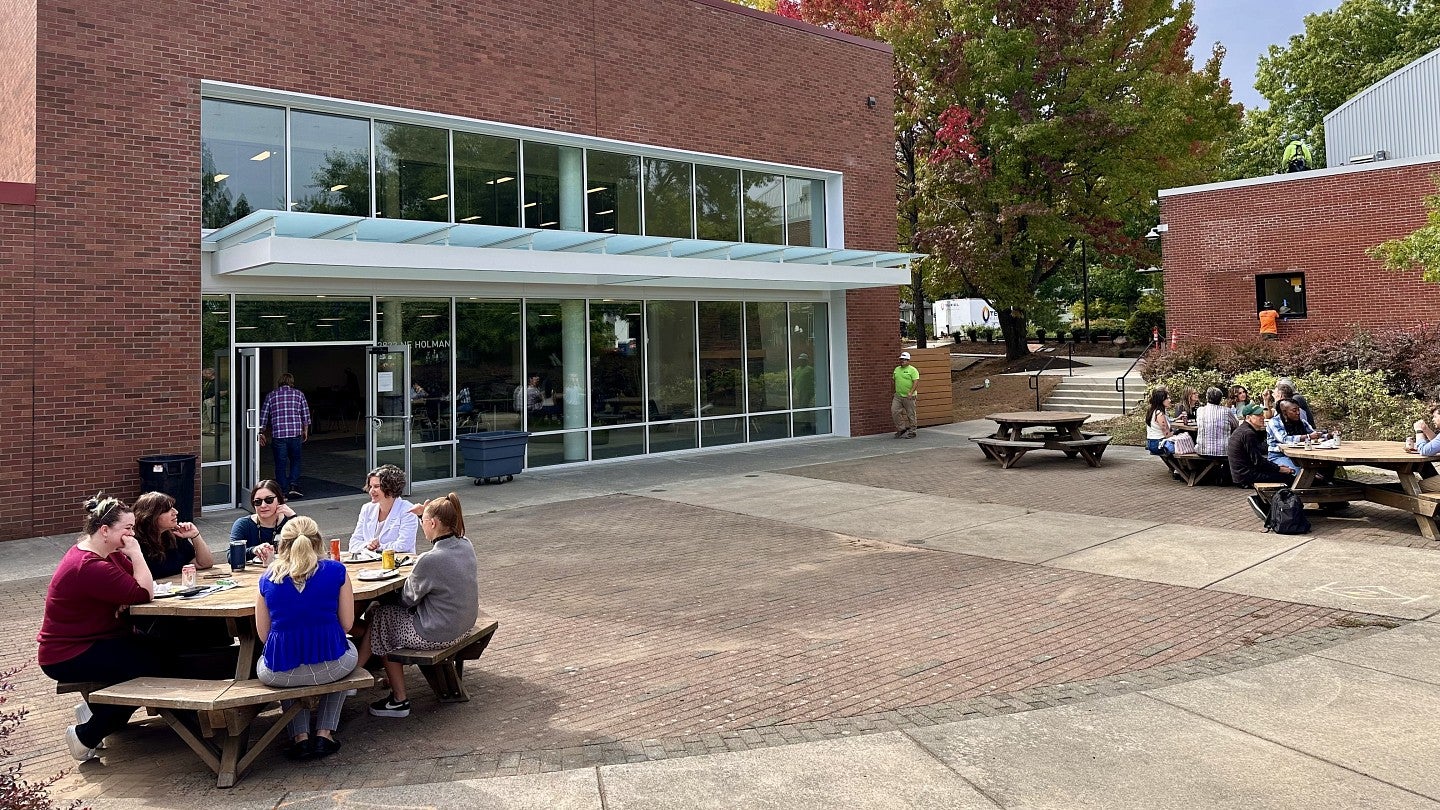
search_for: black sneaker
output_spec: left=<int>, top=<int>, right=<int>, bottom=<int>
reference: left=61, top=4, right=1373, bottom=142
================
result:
left=369, top=693, right=410, bottom=718
left=288, top=488, right=303, bottom=498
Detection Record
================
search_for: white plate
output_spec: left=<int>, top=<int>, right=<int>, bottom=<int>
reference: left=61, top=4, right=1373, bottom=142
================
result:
left=357, top=569, right=399, bottom=582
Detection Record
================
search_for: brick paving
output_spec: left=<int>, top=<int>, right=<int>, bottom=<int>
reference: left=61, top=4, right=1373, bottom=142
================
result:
left=788, top=444, right=1440, bottom=549
left=5, top=492, right=1391, bottom=803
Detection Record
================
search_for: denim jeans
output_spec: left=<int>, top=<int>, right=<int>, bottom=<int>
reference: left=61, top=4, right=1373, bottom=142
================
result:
left=272, top=436, right=303, bottom=493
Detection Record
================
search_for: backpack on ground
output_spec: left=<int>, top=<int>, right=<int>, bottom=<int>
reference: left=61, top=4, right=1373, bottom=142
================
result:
left=1264, top=488, right=1311, bottom=534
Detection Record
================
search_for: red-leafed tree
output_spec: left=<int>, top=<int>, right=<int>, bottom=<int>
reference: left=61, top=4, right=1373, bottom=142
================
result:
left=745, top=0, right=1238, bottom=358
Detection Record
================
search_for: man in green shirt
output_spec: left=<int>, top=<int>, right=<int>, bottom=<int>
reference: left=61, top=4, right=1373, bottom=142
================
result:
left=892, top=351, right=920, bottom=438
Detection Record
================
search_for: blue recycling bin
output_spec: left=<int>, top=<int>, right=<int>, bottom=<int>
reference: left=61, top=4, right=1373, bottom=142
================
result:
left=458, top=430, right=529, bottom=485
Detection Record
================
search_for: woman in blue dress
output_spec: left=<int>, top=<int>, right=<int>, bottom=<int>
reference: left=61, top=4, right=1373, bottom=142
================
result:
left=255, top=516, right=357, bottom=759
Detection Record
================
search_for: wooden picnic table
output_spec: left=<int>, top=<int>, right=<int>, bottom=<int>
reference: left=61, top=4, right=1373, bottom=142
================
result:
left=972, top=411, right=1110, bottom=469
left=1282, top=440, right=1440, bottom=539
left=130, top=558, right=411, bottom=680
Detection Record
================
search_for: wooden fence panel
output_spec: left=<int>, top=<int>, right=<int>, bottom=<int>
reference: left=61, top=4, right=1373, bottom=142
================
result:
left=908, top=347, right=953, bottom=427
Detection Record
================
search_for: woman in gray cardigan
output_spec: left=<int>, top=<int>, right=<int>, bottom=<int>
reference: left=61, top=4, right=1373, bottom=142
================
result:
left=359, top=492, right=478, bottom=718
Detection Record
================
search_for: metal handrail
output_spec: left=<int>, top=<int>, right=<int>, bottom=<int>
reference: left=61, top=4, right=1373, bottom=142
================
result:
left=1114, top=338, right=1160, bottom=413
left=1028, top=341, right=1075, bottom=410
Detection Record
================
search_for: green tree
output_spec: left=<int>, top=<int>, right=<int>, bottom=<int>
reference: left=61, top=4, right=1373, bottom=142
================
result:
left=1219, top=0, right=1440, bottom=179
left=1368, top=178, right=1440, bottom=281
left=895, top=0, right=1238, bottom=359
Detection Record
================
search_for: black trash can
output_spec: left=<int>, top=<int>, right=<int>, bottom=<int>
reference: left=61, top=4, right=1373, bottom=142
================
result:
left=458, top=431, right=529, bottom=485
left=137, top=453, right=198, bottom=521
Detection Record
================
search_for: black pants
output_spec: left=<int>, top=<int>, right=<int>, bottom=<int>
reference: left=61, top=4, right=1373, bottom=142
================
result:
left=41, top=636, right=176, bottom=749
left=1241, top=468, right=1293, bottom=486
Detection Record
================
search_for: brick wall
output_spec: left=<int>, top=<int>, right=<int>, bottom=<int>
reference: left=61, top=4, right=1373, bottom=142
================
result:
left=0, top=0, right=35, bottom=184
left=7, top=0, right=898, bottom=539
left=0, top=201, right=35, bottom=534
left=1160, top=161, right=1440, bottom=345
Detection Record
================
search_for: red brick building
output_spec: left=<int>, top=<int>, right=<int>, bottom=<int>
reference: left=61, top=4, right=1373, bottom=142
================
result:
left=0, top=0, right=906, bottom=540
left=1158, top=157, right=1440, bottom=345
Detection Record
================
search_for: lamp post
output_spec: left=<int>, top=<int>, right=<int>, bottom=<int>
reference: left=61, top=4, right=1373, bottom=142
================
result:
left=1081, top=242, right=1090, bottom=335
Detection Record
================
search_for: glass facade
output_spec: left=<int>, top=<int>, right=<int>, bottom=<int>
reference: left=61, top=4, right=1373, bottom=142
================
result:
left=375, top=121, right=450, bottom=221
left=523, top=142, right=583, bottom=231
left=454, top=133, right=520, bottom=227
left=200, top=97, right=827, bottom=245
left=586, top=151, right=641, bottom=235
left=201, top=99, right=285, bottom=229
left=207, top=294, right=833, bottom=509
left=290, top=110, right=370, bottom=216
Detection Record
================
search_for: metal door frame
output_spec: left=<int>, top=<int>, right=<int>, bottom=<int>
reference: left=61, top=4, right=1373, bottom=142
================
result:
left=367, top=344, right=412, bottom=493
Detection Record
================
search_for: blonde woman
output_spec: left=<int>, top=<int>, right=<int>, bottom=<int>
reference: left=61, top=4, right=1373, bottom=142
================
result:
left=255, top=517, right=357, bottom=760
left=359, top=493, right=477, bottom=719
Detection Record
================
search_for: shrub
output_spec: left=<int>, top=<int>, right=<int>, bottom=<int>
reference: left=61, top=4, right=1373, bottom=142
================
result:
left=1, top=665, right=84, bottom=810
left=1125, top=296, right=1165, bottom=345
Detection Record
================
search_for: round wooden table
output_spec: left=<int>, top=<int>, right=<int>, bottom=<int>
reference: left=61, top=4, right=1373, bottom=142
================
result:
left=984, top=411, right=1091, bottom=441
left=1282, top=440, right=1440, bottom=539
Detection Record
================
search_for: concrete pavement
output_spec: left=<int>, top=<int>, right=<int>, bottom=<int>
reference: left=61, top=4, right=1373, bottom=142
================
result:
left=11, top=421, right=1440, bottom=808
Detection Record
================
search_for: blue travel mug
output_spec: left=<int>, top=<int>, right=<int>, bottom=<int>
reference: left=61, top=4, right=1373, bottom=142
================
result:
left=228, top=539, right=246, bottom=572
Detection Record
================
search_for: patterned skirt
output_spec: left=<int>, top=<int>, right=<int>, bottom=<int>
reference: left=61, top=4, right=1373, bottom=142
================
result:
left=368, top=603, right=453, bottom=657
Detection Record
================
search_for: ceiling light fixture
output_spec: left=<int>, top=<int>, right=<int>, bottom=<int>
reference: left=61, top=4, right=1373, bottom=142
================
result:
left=587, top=186, right=607, bottom=194
left=249, top=150, right=272, bottom=161
left=523, top=202, right=537, bottom=208
left=329, top=184, right=348, bottom=192
left=539, top=221, right=557, bottom=227
left=495, top=176, right=514, bottom=184
left=460, top=215, right=482, bottom=222
left=428, top=193, right=449, bottom=201
left=212, top=173, right=229, bottom=182
left=596, top=209, right=614, bottom=216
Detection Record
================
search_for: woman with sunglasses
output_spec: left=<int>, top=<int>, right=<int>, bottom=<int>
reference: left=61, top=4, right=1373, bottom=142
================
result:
left=229, top=480, right=297, bottom=565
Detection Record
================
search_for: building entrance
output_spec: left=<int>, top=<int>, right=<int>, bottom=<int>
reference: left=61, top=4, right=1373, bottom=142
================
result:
left=236, top=345, right=368, bottom=504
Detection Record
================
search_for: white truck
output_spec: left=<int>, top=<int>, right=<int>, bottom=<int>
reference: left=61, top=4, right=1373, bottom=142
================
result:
left=931, top=298, right=999, bottom=336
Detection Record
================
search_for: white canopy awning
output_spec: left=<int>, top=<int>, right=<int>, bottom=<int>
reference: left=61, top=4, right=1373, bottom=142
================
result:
left=201, top=211, right=917, bottom=291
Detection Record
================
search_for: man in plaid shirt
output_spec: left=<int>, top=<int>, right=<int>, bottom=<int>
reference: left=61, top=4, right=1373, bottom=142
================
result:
left=259, top=372, right=311, bottom=498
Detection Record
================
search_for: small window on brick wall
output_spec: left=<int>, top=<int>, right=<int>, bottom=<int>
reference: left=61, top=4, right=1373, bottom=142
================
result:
left=1256, top=273, right=1306, bottom=318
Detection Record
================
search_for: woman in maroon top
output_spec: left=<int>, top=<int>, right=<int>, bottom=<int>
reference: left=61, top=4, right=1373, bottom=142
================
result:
left=37, top=494, right=161, bottom=762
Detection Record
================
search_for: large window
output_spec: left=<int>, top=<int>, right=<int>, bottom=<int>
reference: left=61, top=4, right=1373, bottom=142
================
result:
left=290, top=111, right=371, bottom=216
left=201, top=99, right=286, bottom=229
left=204, top=293, right=833, bottom=502
left=523, top=142, right=583, bottom=230
left=742, top=171, right=785, bottom=245
left=454, top=133, right=519, bottom=227
left=695, top=164, right=741, bottom=241
left=590, top=300, right=645, bottom=429
left=644, top=158, right=694, bottom=239
left=586, top=151, right=642, bottom=235
left=375, top=121, right=449, bottom=222
left=698, top=301, right=745, bottom=416
left=201, top=95, right=831, bottom=246
left=455, top=299, right=522, bottom=433
left=746, top=301, right=790, bottom=413
left=785, top=177, right=825, bottom=247
left=234, top=297, right=372, bottom=342
left=789, top=302, right=830, bottom=408
left=1256, top=273, right=1306, bottom=318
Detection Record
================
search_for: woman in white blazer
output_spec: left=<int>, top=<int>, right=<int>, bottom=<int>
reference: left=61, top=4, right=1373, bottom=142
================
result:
left=347, top=464, right=418, bottom=554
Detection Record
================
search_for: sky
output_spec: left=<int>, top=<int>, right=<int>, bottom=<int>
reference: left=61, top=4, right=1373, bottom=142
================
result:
left=1189, top=0, right=1341, bottom=109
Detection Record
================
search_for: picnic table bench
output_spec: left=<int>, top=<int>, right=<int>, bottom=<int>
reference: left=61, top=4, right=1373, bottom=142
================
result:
left=1253, top=482, right=1367, bottom=505
left=387, top=615, right=499, bottom=703
left=88, top=667, right=374, bottom=787
left=973, top=412, right=1110, bottom=469
left=1163, top=453, right=1228, bottom=487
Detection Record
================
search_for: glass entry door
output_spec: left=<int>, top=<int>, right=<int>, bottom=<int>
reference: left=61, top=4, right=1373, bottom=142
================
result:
left=367, top=345, right=412, bottom=491
left=235, top=347, right=262, bottom=505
